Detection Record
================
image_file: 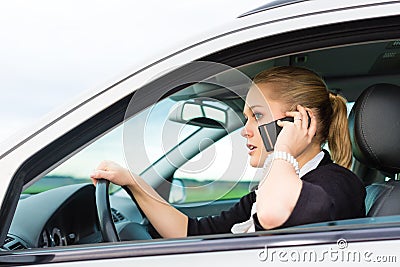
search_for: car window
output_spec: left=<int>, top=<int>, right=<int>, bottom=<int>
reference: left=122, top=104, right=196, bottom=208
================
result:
left=169, top=128, right=259, bottom=204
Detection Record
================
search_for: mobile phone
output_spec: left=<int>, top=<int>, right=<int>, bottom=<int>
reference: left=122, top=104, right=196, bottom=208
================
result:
left=258, top=113, right=311, bottom=152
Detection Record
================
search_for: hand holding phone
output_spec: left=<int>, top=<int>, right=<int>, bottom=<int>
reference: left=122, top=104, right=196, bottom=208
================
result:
left=258, top=112, right=311, bottom=152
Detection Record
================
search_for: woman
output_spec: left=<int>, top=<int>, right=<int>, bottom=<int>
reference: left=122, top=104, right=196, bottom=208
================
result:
left=91, top=66, right=366, bottom=238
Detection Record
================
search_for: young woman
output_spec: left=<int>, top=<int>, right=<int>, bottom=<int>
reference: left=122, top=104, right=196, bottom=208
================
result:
left=91, top=66, right=366, bottom=238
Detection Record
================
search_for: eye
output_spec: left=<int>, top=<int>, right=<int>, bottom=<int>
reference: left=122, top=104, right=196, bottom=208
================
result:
left=254, top=113, right=263, bottom=120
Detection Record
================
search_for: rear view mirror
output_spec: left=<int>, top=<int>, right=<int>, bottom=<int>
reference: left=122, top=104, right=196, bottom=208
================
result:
left=168, top=99, right=240, bottom=130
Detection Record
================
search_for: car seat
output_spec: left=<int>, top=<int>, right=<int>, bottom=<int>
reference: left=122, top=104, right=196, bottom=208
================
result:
left=349, top=83, right=400, bottom=216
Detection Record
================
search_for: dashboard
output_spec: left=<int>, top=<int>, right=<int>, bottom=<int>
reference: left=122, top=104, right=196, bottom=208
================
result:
left=5, top=184, right=103, bottom=249
left=3, top=183, right=149, bottom=251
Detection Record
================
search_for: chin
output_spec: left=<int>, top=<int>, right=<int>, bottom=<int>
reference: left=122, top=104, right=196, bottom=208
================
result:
left=250, top=157, right=264, bottom=168
left=250, top=151, right=270, bottom=168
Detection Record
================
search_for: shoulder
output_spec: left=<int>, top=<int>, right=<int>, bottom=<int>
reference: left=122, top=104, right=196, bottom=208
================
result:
left=303, top=162, right=364, bottom=191
left=305, top=149, right=361, bottom=184
left=313, top=162, right=356, bottom=176
left=318, top=162, right=358, bottom=177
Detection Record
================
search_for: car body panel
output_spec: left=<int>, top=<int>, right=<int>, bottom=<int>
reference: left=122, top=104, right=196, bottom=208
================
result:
left=1, top=231, right=400, bottom=266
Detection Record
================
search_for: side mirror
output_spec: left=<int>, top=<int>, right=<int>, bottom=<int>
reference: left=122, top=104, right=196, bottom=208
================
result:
left=169, top=179, right=186, bottom=204
left=168, top=99, right=242, bottom=131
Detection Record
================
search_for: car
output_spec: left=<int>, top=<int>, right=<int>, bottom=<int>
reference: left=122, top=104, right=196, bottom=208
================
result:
left=1, top=0, right=400, bottom=266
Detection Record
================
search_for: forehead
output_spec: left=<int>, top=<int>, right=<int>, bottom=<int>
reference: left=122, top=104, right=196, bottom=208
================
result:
left=245, top=84, right=269, bottom=107
left=244, top=83, right=286, bottom=118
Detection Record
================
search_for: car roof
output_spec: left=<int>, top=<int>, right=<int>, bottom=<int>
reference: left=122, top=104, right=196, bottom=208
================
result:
left=239, top=0, right=310, bottom=18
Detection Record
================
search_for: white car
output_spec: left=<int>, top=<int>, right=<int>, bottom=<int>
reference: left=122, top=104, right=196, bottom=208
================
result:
left=1, top=0, right=400, bottom=266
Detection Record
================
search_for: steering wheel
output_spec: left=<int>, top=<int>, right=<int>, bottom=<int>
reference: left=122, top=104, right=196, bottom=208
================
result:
left=95, top=179, right=120, bottom=242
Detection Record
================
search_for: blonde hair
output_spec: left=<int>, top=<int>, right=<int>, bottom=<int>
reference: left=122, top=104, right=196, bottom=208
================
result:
left=253, top=66, right=352, bottom=168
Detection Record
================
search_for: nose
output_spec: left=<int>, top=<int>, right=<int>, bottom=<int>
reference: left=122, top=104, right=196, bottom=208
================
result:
left=241, top=120, right=254, bottom=138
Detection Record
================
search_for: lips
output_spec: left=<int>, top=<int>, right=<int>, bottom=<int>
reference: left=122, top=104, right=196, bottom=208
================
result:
left=247, top=144, right=257, bottom=154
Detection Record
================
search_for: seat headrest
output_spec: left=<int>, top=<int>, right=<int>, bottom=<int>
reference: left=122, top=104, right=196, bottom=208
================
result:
left=349, top=83, right=400, bottom=175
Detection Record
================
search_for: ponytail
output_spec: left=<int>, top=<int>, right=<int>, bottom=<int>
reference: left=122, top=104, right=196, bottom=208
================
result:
left=328, top=93, right=352, bottom=169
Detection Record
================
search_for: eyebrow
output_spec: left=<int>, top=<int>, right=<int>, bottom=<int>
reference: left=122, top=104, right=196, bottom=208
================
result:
left=243, top=105, right=264, bottom=116
left=249, top=105, right=264, bottom=109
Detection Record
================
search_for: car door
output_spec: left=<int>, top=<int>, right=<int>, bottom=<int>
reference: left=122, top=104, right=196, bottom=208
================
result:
left=1, top=2, right=400, bottom=266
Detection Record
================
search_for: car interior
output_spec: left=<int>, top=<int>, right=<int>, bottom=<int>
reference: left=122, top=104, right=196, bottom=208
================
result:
left=2, top=37, right=400, bottom=251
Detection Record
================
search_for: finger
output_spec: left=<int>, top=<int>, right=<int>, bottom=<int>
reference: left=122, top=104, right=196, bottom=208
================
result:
left=297, top=105, right=308, bottom=129
left=90, top=177, right=98, bottom=186
left=293, top=117, right=302, bottom=127
left=98, top=160, right=112, bottom=170
left=277, top=119, right=293, bottom=128
left=285, top=111, right=300, bottom=118
left=96, top=161, right=107, bottom=172
left=90, top=169, right=112, bottom=180
left=285, top=111, right=302, bottom=127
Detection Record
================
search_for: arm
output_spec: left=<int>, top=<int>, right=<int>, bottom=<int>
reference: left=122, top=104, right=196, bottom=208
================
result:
left=188, top=191, right=256, bottom=236
left=91, top=161, right=188, bottom=238
left=256, top=159, right=303, bottom=229
left=256, top=105, right=318, bottom=229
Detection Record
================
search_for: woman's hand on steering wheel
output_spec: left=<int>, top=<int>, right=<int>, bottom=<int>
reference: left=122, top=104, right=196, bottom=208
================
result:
left=91, top=160, right=135, bottom=187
